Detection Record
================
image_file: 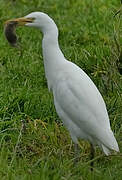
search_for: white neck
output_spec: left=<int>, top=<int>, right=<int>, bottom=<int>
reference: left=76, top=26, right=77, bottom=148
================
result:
left=42, top=23, right=66, bottom=91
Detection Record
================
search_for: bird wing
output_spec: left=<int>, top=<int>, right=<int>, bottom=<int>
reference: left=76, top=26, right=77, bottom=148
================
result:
left=53, top=61, right=112, bottom=145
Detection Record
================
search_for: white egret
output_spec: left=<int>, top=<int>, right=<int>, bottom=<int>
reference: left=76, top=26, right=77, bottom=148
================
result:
left=6, top=12, right=119, bottom=159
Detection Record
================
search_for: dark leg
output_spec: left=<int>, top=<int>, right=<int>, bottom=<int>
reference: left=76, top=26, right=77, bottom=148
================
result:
left=90, top=144, right=95, bottom=171
left=74, top=143, right=80, bottom=163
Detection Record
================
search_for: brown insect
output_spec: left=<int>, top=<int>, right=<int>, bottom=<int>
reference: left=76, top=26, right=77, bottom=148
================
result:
left=4, top=21, right=18, bottom=47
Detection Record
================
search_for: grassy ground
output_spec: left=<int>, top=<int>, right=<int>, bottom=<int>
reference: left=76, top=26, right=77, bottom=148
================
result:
left=0, top=0, right=122, bottom=179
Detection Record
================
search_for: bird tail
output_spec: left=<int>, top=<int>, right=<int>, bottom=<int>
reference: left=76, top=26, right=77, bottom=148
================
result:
left=101, top=144, right=111, bottom=155
left=98, top=129, right=119, bottom=156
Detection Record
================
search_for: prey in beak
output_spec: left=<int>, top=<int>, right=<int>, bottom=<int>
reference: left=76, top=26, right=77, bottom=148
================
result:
left=4, top=17, right=34, bottom=47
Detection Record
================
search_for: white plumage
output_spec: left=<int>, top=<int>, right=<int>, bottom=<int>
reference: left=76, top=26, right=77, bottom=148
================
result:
left=8, top=12, right=119, bottom=155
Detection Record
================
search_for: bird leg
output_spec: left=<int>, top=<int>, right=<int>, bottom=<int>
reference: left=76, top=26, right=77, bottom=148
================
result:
left=90, top=144, right=95, bottom=171
left=74, top=143, right=80, bottom=163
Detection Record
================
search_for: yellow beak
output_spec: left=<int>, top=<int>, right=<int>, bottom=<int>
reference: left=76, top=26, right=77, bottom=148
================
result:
left=5, top=17, right=35, bottom=26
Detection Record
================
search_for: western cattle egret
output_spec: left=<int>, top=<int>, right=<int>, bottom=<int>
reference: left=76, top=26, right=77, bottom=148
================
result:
left=6, top=12, right=119, bottom=158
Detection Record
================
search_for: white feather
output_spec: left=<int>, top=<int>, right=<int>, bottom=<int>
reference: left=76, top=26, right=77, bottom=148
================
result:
left=25, top=12, right=119, bottom=154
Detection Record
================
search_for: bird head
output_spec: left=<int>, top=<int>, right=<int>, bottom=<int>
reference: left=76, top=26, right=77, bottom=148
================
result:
left=5, top=12, right=57, bottom=34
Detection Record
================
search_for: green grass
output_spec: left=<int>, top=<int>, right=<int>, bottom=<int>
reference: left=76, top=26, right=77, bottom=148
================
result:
left=0, top=0, right=122, bottom=179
